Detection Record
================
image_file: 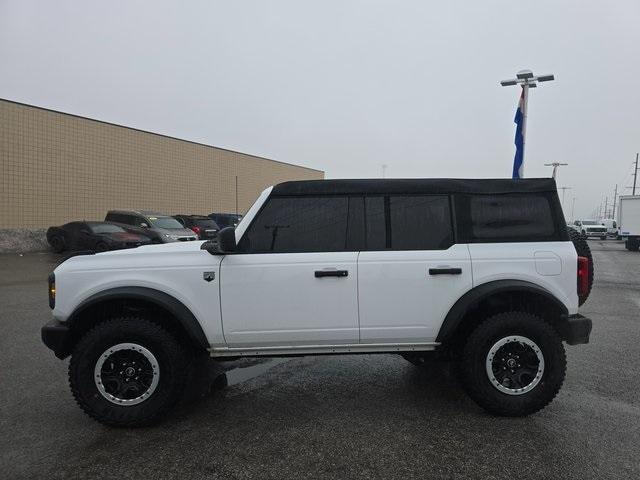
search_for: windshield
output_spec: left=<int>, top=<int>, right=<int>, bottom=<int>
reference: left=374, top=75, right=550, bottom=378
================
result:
left=90, top=224, right=126, bottom=234
left=148, top=216, right=185, bottom=229
left=581, top=220, right=598, bottom=225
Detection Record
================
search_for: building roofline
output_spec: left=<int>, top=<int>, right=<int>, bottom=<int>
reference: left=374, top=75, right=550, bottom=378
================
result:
left=0, top=97, right=324, bottom=174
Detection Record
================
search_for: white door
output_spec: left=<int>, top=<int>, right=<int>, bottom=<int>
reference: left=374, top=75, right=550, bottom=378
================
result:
left=356, top=194, right=472, bottom=344
left=219, top=194, right=360, bottom=347
left=358, top=246, right=472, bottom=343
left=220, top=252, right=358, bottom=347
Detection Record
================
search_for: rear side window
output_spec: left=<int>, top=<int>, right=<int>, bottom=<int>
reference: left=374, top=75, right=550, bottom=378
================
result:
left=239, top=196, right=354, bottom=253
left=106, top=213, right=131, bottom=225
left=363, top=195, right=453, bottom=250
left=388, top=196, right=453, bottom=250
left=468, top=194, right=556, bottom=241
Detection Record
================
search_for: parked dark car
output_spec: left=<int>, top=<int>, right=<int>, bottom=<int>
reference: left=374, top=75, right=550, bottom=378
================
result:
left=208, top=213, right=243, bottom=228
left=105, top=210, right=197, bottom=243
left=46, top=221, right=152, bottom=253
left=173, top=215, right=220, bottom=241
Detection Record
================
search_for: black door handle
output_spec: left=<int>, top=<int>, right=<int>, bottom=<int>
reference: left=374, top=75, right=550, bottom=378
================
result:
left=315, top=270, right=349, bottom=278
left=429, top=268, right=462, bottom=275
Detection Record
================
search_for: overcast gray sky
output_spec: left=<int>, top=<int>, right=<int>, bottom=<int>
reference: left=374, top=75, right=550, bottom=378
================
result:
left=1, top=0, right=639, bottom=218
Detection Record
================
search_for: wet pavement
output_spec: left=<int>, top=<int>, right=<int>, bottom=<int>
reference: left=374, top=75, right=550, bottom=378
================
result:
left=0, top=242, right=639, bottom=479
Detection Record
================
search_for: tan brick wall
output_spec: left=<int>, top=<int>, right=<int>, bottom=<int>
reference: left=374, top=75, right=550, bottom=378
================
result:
left=0, top=99, right=323, bottom=229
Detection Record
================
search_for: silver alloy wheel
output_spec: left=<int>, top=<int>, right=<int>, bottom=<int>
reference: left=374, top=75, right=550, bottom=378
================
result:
left=485, top=335, right=545, bottom=396
left=94, top=343, right=160, bottom=406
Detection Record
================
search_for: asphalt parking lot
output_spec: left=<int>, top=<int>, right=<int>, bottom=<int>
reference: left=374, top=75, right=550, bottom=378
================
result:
left=1, top=241, right=639, bottom=479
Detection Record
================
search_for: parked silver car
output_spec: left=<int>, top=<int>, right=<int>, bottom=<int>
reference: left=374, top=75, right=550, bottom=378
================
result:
left=105, top=210, right=197, bottom=243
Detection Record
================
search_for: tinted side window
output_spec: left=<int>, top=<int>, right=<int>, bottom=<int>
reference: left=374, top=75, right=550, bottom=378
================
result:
left=362, top=195, right=453, bottom=250
left=106, top=213, right=125, bottom=224
left=469, top=194, right=555, bottom=240
left=388, top=195, right=452, bottom=250
left=239, top=196, right=351, bottom=253
left=365, top=197, right=386, bottom=250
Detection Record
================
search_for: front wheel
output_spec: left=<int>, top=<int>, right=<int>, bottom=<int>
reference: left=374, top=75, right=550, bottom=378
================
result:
left=459, top=312, right=566, bottom=417
left=95, top=241, right=110, bottom=252
left=69, top=317, right=188, bottom=427
left=49, top=235, right=65, bottom=253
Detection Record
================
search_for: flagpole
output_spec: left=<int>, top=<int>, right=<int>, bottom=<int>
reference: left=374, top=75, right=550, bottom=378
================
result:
left=500, top=69, right=555, bottom=178
left=521, top=83, right=529, bottom=177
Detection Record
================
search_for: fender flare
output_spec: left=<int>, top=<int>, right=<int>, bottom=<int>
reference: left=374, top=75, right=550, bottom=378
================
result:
left=436, top=280, right=569, bottom=344
left=67, top=286, right=209, bottom=349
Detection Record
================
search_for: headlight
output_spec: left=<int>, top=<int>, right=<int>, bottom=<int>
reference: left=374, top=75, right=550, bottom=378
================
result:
left=164, top=234, right=179, bottom=240
left=48, top=273, right=55, bottom=309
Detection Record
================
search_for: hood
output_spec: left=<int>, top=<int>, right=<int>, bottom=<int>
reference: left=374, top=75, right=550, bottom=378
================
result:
left=54, top=240, right=211, bottom=274
left=96, top=240, right=207, bottom=255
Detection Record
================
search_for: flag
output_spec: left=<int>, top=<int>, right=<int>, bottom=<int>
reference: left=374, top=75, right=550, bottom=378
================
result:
left=512, top=88, right=526, bottom=179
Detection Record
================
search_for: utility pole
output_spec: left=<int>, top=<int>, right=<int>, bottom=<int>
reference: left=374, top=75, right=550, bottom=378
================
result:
left=500, top=69, right=555, bottom=178
left=544, top=162, right=568, bottom=180
left=633, top=153, right=639, bottom=195
left=235, top=175, right=238, bottom=214
left=571, top=197, right=576, bottom=222
left=604, top=196, right=608, bottom=219
left=381, top=164, right=388, bottom=178
left=612, top=184, right=618, bottom=219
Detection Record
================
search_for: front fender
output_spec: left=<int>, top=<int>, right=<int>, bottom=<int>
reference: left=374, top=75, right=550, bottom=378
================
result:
left=66, top=286, right=209, bottom=350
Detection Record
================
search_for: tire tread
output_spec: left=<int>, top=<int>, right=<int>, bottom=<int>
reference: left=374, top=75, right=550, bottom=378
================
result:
left=460, top=311, right=566, bottom=417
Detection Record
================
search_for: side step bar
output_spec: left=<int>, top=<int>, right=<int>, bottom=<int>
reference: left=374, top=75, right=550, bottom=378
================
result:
left=209, top=342, right=439, bottom=357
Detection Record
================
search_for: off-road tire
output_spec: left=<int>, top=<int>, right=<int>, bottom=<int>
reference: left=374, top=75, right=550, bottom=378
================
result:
left=459, top=312, right=566, bottom=417
left=567, top=227, right=593, bottom=305
left=49, top=235, right=65, bottom=253
left=69, top=317, right=188, bottom=427
left=626, top=238, right=640, bottom=251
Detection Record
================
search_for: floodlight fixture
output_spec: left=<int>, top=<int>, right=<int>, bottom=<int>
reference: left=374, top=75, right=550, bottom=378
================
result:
left=516, top=70, right=534, bottom=80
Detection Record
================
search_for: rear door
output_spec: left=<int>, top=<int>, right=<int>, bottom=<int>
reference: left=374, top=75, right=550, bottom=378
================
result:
left=357, top=195, right=472, bottom=343
left=220, top=195, right=361, bottom=348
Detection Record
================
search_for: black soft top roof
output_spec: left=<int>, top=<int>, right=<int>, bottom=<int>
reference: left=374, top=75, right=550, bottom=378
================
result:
left=271, top=178, right=558, bottom=196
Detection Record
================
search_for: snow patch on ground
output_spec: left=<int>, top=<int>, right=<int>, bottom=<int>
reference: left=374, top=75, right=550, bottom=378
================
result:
left=0, top=229, right=48, bottom=253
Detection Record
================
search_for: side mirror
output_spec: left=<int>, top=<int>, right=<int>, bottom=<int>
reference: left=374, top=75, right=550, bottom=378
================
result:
left=80, top=229, right=90, bottom=235
left=203, top=227, right=236, bottom=255
left=218, top=227, right=237, bottom=253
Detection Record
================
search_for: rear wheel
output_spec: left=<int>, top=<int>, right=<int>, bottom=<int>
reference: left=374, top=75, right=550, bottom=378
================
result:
left=567, top=227, right=593, bottom=305
left=69, top=317, right=188, bottom=427
left=459, top=312, right=566, bottom=417
left=49, top=235, right=65, bottom=253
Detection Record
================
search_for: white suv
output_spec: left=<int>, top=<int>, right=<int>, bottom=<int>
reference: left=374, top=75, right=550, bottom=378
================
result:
left=574, top=219, right=607, bottom=239
left=42, top=178, right=593, bottom=426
